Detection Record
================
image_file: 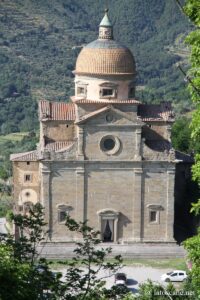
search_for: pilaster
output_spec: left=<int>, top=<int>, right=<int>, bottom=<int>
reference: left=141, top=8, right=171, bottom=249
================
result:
left=77, top=126, right=84, bottom=160
left=132, top=168, right=143, bottom=241
left=166, top=169, right=175, bottom=241
left=40, top=163, right=52, bottom=237
left=75, top=166, right=85, bottom=222
left=135, top=128, right=142, bottom=160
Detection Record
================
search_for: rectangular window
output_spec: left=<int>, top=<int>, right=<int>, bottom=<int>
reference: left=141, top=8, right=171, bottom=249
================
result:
left=77, top=86, right=86, bottom=96
left=24, top=174, right=31, bottom=182
left=149, top=210, right=157, bottom=223
left=58, top=211, right=66, bottom=223
left=102, top=88, right=113, bottom=97
left=128, top=87, right=135, bottom=98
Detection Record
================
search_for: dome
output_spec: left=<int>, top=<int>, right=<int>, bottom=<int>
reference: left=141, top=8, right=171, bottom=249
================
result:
left=74, top=11, right=136, bottom=76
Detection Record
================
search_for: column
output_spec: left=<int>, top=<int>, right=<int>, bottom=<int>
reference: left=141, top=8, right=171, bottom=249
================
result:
left=40, top=163, right=52, bottom=238
left=166, top=168, right=175, bottom=242
left=132, top=168, right=143, bottom=241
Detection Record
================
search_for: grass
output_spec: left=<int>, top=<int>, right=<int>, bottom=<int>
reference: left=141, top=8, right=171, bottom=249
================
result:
left=48, top=258, right=187, bottom=271
left=121, top=258, right=187, bottom=270
left=0, top=132, right=29, bottom=144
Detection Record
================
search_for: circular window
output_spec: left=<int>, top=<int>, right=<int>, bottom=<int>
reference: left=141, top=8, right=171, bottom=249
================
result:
left=103, top=138, right=115, bottom=150
left=106, top=113, right=114, bottom=123
left=100, top=135, right=121, bottom=155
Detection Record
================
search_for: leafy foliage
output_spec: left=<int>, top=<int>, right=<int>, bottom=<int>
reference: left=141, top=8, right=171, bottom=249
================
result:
left=171, top=116, right=200, bottom=153
left=0, top=204, right=127, bottom=300
left=177, top=1, right=200, bottom=298
left=182, top=0, right=200, bottom=215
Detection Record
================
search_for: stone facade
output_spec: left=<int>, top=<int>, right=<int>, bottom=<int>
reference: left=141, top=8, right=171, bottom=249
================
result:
left=11, top=11, right=193, bottom=244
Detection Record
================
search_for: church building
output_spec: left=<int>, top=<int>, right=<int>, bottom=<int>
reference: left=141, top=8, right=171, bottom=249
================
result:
left=11, top=11, right=191, bottom=244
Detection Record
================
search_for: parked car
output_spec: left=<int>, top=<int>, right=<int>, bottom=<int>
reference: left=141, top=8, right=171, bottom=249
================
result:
left=161, top=270, right=187, bottom=282
left=114, top=273, right=127, bottom=286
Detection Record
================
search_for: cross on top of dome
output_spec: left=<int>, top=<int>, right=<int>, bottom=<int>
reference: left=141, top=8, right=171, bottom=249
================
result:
left=99, top=9, right=113, bottom=40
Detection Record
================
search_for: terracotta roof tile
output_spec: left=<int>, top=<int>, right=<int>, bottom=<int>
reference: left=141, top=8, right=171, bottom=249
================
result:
left=39, top=100, right=75, bottom=121
left=138, top=102, right=174, bottom=122
left=10, top=150, right=39, bottom=161
left=45, top=141, right=75, bottom=152
left=72, top=97, right=141, bottom=104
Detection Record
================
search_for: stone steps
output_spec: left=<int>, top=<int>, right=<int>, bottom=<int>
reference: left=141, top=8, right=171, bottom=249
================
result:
left=38, top=243, right=186, bottom=259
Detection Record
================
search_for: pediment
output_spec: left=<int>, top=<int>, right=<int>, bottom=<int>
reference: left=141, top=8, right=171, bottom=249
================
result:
left=75, top=105, right=144, bottom=126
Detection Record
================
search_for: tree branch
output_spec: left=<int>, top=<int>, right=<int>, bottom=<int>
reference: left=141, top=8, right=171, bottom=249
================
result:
left=175, top=0, right=186, bottom=14
left=178, top=64, right=200, bottom=97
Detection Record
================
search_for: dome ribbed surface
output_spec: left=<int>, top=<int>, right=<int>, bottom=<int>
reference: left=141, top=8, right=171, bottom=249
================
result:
left=75, top=39, right=136, bottom=75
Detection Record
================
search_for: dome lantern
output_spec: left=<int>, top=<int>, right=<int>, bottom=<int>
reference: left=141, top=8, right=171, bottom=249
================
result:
left=99, top=9, right=113, bottom=40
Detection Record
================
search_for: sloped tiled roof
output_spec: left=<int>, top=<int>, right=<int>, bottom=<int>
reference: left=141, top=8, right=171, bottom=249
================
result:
left=10, top=150, right=39, bottom=161
left=45, top=141, right=75, bottom=152
left=138, top=102, right=174, bottom=122
left=39, top=100, right=75, bottom=121
left=73, top=98, right=141, bottom=104
left=38, top=100, right=174, bottom=123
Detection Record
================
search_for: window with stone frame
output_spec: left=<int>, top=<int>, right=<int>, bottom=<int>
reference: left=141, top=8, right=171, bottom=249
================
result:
left=101, top=88, right=114, bottom=97
left=149, top=210, right=157, bottom=223
left=57, top=205, right=73, bottom=224
left=58, top=210, right=67, bottom=223
left=99, top=82, right=118, bottom=99
left=147, top=205, right=163, bottom=225
left=76, top=83, right=87, bottom=97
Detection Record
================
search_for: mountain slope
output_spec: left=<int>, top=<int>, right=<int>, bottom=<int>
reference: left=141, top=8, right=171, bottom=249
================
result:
left=0, top=0, right=192, bottom=134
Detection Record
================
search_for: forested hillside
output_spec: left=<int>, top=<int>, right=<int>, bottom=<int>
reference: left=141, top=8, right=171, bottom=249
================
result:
left=0, top=0, right=192, bottom=134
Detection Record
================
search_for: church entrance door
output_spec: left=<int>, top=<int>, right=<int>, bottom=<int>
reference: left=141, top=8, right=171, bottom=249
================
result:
left=102, top=219, right=114, bottom=242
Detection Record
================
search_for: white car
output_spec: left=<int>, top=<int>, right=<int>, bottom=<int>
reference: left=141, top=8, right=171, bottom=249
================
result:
left=161, top=270, right=187, bottom=282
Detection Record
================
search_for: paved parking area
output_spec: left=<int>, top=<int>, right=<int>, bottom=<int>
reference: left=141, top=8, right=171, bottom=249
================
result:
left=98, top=265, right=171, bottom=292
left=56, top=265, right=172, bottom=293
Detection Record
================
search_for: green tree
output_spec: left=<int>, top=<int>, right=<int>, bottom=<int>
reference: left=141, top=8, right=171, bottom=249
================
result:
left=0, top=203, right=59, bottom=300
left=175, top=1, right=200, bottom=298
left=182, top=0, right=200, bottom=201
left=0, top=204, right=125, bottom=300
left=61, top=216, right=125, bottom=300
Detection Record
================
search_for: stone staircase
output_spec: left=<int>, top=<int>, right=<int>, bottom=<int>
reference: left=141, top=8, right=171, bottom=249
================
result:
left=38, top=243, right=186, bottom=259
